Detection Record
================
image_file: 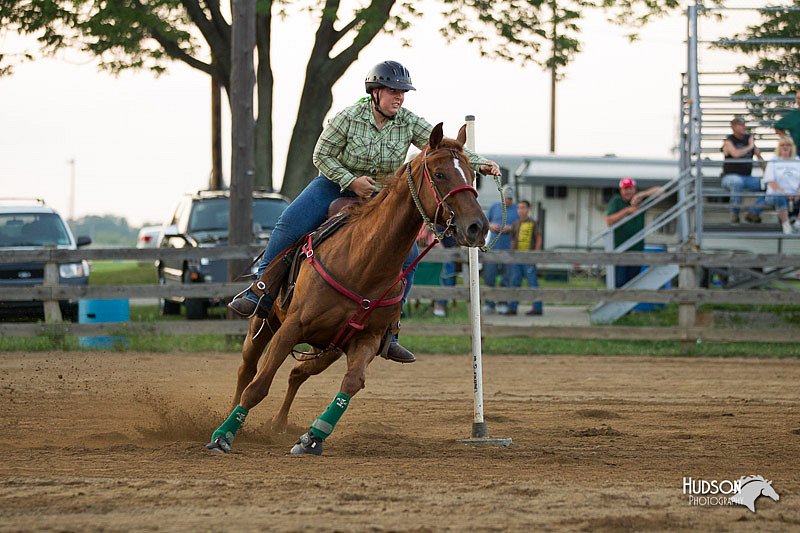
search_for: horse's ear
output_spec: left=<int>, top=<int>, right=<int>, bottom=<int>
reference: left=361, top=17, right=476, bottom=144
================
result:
left=429, top=123, right=444, bottom=150
left=457, top=124, right=467, bottom=146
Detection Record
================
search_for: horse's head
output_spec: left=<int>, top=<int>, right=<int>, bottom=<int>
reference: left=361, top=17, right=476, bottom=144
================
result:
left=410, top=123, right=489, bottom=247
left=760, top=480, right=780, bottom=502
left=732, top=476, right=780, bottom=512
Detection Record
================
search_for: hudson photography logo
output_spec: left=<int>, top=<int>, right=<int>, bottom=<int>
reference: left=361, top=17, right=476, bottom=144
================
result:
left=682, top=475, right=780, bottom=512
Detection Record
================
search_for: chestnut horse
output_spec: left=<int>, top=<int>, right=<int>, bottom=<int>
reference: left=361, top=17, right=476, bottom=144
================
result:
left=207, top=123, right=489, bottom=455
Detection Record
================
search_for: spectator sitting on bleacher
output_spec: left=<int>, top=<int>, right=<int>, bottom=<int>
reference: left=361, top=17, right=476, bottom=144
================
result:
left=744, top=136, right=800, bottom=234
left=721, top=116, right=765, bottom=223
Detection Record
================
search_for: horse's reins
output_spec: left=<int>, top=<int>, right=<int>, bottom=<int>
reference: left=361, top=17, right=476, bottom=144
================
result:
left=302, top=146, right=479, bottom=354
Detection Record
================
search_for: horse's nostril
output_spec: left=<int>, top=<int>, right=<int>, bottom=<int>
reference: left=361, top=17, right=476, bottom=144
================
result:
left=467, top=223, right=480, bottom=237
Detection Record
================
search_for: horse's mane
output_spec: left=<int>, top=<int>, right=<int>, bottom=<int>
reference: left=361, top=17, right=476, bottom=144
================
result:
left=346, top=136, right=467, bottom=224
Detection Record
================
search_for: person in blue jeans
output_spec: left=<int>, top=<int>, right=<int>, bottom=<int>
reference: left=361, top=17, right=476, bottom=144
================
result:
left=228, top=60, right=501, bottom=364
left=721, top=116, right=765, bottom=223
left=745, top=137, right=800, bottom=234
left=482, top=185, right=519, bottom=314
left=506, top=200, right=543, bottom=316
left=433, top=232, right=457, bottom=317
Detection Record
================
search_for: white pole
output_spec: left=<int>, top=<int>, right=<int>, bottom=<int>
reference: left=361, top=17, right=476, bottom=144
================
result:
left=465, top=115, right=488, bottom=438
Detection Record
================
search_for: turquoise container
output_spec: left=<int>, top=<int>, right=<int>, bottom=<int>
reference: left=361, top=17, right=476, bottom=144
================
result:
left=634, top=245, right=670, bottom=312
left=78, top=299, right=130, bottom=349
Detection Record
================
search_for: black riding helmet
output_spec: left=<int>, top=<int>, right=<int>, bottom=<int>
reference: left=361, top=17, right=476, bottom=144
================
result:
left=364, top=61, right=415, bottom=92
left=365, top=61, right=414, bottom=121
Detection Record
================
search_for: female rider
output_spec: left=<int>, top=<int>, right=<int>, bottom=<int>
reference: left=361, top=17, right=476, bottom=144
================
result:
left=229, top=60, right=501, bottom=363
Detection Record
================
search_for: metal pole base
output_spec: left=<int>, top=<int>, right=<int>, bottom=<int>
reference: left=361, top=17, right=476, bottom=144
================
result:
left=457, top=437, right=513, bottom=447
left=457, top=422, right=512, bottom=446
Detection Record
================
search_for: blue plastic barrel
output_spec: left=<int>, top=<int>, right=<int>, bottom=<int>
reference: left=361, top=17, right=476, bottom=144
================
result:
left=78, top=299, right=130, bottom=349
left=634, top=245, right=670, bottom=312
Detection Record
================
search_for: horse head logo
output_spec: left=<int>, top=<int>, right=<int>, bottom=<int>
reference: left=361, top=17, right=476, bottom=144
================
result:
left=730, top=475, right=780, bottom=512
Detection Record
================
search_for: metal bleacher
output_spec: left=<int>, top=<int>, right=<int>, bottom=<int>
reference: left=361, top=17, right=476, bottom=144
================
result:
left=683, top=4, right=800, bottom=248
left=592, top=3, right=800, bottom=323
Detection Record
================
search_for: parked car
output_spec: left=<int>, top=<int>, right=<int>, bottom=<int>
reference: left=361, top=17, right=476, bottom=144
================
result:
left=156, top=190, right=290, bottom=319
left=136, top=225, right=162, bottom=249
left=0, top=199, right=92, bottom=321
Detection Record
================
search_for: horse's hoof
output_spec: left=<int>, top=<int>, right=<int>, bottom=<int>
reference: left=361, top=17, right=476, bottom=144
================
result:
left=289, top=432, right=323, bottom=456
left=205, top=436, right=232, bottom=454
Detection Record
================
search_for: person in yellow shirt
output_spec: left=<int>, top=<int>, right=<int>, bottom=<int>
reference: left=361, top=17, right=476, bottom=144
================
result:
left=505, top=200, right=543, bottom=316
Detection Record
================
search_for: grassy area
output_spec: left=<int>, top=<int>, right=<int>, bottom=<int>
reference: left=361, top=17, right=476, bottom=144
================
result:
left=2, top=331, right=799, bottom=356
left=401, top=336, right=800, bottom=357
left=90, top=260, right=156, bottom=285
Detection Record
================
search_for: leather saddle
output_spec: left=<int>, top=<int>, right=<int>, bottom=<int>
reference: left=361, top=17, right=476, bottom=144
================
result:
left=250, top=198, right=362, bottom=318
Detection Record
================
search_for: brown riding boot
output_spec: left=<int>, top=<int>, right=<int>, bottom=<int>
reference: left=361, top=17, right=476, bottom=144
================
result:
left=385, top=341, right=416, bottom=364
left=228, top=280, right=273, bottom=318
left=228, top=297, right=257, bottom=317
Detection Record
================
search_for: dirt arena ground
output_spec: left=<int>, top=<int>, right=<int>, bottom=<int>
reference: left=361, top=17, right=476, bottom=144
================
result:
left=1, top=350, right=798, bottom=532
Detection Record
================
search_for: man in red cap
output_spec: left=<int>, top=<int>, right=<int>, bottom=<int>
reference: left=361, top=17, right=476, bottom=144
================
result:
left=605, top=177, right=662, bottom=287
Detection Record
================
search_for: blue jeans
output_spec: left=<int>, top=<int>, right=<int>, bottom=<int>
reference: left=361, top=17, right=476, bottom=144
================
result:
left=436, top=261, right=457, bottom=306
left=721, top=174, right=762, bottom=214
left=508, top=264, right=542, bottom=313
left=749, top=194, right=789, bottom=215
left=482, top=260, right=509, bottom=309
left=250, top=175, right=418, bottom=306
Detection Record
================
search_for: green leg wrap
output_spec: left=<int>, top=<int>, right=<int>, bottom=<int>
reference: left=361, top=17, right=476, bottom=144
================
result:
left=211, top=405, right=249, bottom=443
left=309, top=392, right=351, bottom=440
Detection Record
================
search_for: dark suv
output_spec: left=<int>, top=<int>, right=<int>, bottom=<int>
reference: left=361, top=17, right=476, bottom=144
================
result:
left=157, top=190, right=290, bottom=319
left=0, top=199, right=92, bottom=321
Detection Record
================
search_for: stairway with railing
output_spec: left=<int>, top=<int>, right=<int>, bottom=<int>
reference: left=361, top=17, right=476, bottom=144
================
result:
left=592, top=3, right=800, bottom=323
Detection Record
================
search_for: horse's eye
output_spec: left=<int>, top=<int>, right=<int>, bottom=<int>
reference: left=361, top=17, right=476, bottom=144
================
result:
left=434, top=172, right=445, bottom=180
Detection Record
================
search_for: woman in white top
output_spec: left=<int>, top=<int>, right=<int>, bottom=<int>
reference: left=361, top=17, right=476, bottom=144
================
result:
left=745, top=137, right=800, bottom=234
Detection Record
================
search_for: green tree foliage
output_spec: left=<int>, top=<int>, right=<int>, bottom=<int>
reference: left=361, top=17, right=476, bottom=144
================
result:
left=69, top=214, right=140, bottom=246
left=1, top=0, right=679, bottom=197
left=716, top=5, right=800, bottom=119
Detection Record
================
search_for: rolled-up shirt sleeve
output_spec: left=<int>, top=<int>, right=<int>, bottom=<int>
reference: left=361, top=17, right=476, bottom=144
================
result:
left=313, top=113, right=359, bottom=191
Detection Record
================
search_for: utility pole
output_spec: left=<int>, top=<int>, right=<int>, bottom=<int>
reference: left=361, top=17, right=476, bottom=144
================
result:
left=210, top=72, right=223, bottom=190
left=67, top=158, right=76, bottom=221
left=227, top=0, right=256, bottom=293
left=549, top=0, right=557, bottom=154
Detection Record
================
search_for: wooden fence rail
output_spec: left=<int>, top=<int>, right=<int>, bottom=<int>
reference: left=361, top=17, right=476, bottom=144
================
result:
left=3, top=246, right=800, bottom=268
left=1, top=247, right=798, bottom=342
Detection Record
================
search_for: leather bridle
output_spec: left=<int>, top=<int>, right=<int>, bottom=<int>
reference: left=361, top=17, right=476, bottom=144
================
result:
left=410, top=146, right=479, bottom=240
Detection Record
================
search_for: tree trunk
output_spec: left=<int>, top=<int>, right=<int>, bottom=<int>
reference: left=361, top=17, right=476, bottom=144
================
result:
left=254, top=9, right=274, bottom=191
left=281, top=0, right=396, bottom=199
left=281, top=68, right=334, bottom=199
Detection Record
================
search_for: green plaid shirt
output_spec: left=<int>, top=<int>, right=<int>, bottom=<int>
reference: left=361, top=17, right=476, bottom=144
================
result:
left=313, top=98, right=489, bottom=191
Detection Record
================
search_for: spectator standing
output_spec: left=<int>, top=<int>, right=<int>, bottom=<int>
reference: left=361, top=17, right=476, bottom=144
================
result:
left=744, top=137, right=800, bottom=234
left=775, top=88, right=800, bottom=151
left=416, top=225, right=457, bottom=318
left=504, top=200, right=543, bottom=316
left=605, top=177, right=662, bottom=288
left=482, top=185, right=519, bottom=314
left=433, top=233, right=457, bottom=317
left=721, top=116, right=765, bottom=223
